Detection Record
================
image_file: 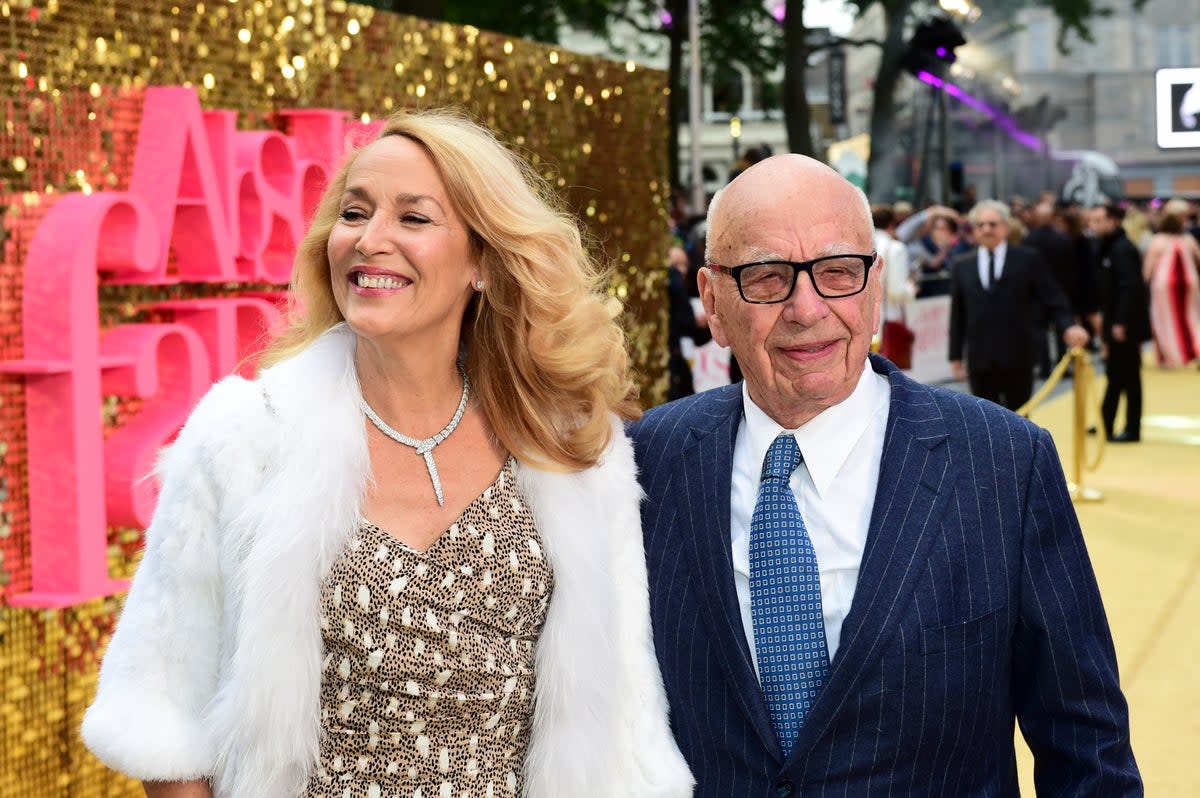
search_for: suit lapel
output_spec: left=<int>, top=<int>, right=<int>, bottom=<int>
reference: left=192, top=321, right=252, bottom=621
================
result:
left=793, top=357, right=952, bottom=756
left=675, top=386, right=783, bottom=760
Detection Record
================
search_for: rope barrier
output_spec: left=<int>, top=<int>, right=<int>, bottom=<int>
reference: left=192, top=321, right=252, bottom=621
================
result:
left=1079, top=353, right=1107, bottom=472
left=1015, top=347, right=1074, bottom=418
left=1016, top=346, right=1105, bottom=502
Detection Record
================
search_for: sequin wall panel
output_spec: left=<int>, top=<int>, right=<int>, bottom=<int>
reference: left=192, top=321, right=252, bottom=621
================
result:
left=0, top=1, right=671, bottom=795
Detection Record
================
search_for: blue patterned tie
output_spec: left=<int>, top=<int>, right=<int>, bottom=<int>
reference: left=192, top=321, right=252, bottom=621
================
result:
left=750, top=433, right=830, bottom=755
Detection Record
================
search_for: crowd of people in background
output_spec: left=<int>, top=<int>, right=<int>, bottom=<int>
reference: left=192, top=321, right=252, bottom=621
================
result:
left=666, top=179, right=1200, bottom=442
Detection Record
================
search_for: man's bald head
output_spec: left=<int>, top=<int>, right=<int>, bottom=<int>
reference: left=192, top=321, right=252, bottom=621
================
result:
left=1032, top=201, right=1056, bottom=227
left=707, top=155, right=871, bottom=265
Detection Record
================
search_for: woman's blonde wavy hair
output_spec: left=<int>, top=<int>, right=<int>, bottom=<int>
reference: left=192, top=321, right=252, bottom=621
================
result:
left=260, top=107, right=640, bottom=471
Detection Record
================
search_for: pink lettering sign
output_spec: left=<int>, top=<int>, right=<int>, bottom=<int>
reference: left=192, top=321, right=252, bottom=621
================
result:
left=125, top=87, right=238, bottom=282
left=1, top=87, right=353, bottom=607
left=0, top=192, right=158, bottom=606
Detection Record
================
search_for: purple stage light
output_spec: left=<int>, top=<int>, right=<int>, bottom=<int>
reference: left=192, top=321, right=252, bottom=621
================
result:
left=661, top=10, right=673, bottom=26
left=916, top=71, right=1045, bottom=152
left=772, top=3, right=786, bottom=22
left=936, top=47, right=947, bottom=57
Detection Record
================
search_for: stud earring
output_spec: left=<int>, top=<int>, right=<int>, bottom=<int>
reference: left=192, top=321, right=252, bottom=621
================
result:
left=474, top=279, right=485, bottom=291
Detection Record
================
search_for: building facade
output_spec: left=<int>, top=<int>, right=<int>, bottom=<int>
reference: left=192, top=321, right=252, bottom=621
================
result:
left=1011, top=0, right=1200, bottom=198
left=840, top=0, right=1200, bottom=202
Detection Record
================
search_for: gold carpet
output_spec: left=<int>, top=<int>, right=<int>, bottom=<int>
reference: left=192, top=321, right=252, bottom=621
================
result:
left=1015, top=363, right=1200, bottom=795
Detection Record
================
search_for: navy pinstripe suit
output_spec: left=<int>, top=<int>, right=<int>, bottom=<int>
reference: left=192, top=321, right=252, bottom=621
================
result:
left=630, top=355, right=1140, bottom=797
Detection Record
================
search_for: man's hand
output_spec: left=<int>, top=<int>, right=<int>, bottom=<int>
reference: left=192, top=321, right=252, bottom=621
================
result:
left=667, top=245, right=689, bottom=275
left=1062, top=324, right=1090, bottom=348
left=951, top=360, right=967, bottom=381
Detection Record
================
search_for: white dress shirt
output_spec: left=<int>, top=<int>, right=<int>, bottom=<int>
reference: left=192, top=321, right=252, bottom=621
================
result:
left=731, top=363, right=890, bottom=677
left=977, top=241, right=1007, bottom=288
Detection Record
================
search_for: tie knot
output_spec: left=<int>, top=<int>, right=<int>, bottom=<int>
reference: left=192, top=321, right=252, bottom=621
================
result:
left=761, top=433, right=802, bottom=482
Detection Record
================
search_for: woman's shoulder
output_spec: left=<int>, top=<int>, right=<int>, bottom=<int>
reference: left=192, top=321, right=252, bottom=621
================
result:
left=1185, top=232, right=1200, bottom=257
left=189, top=374, right=268, bottom=423
left=1145, top=233, right=1170, bottom=257
left=172, top=374, right=274, bottom=459
left=516, top=415, right=636, bottom=489
left=1150, top=231, right=1181, bottom=244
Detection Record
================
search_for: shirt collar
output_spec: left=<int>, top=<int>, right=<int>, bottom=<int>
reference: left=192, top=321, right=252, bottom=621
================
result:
left=979, top=240, right=1007, bottom=263
left=741, top=361, right=889, bottom=498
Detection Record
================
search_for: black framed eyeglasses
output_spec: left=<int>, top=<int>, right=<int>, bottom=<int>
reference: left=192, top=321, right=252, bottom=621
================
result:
left=707, top=253, right=877, bottom=304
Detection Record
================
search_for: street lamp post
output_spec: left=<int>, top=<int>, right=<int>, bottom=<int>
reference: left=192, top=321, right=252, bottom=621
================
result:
left=730, top=115, right=742, bottom=162
left=938, top=74, right=950, bottom=204
left=687, top=0, right=704, bottom=215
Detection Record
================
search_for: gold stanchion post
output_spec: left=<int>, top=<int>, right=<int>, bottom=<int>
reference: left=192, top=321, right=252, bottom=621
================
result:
left=1069, top=348, right=1103, bottom=503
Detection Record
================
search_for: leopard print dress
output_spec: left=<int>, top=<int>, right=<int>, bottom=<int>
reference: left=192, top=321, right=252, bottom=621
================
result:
left=303, top=458, right=553, bottom=798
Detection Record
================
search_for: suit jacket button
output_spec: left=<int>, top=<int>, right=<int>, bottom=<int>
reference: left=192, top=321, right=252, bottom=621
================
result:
left=775, top=778, right=795, bottom=797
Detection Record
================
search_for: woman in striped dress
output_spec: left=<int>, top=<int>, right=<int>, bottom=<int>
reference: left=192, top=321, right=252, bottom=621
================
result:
left=1143, top=199, right=1200, bottom=367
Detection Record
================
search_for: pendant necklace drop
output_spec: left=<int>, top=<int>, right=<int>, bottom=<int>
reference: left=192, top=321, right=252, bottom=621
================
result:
left=361, top=365, right=470, bottom=506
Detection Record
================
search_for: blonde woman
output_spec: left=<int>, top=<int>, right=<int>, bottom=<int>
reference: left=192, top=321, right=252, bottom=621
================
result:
left=82, top=109, right=693, bottom=798
left=1121, top=204, right=1153, bottom=254
left=1143, top=198, right=1200, bottom=367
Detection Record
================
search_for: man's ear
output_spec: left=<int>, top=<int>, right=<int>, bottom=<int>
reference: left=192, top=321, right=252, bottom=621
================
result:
left=698, top=267, right=730, bottom=347
left=869, top=261, right=884, bottom=332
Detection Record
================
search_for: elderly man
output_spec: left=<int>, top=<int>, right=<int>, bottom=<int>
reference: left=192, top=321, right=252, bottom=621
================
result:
left=949, top=200, right=1089, bottom=410
left=630, top=155, right=1139, bottom=797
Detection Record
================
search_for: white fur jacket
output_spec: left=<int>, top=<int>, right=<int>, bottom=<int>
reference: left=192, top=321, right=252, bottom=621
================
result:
left=82, top=324, right=693, bottom=798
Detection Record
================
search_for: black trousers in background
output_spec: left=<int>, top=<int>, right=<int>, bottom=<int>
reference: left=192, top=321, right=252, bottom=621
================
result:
left=667, top=351, right=695, bottom=402
left=969, top=367, right=1034, bottom=412
left=1102, top=341, right=1142, bottom=437
left=1031, top=322, right=1052, bottom=378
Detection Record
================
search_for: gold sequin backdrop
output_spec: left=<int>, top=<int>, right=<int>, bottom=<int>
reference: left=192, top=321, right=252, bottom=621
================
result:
left=0, top=0, right=671, bottom=794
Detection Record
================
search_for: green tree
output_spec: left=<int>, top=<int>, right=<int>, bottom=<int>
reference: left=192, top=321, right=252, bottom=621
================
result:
left=372, top=0, right=610, bottom=44
left=779, top=0, right=816, bottom=159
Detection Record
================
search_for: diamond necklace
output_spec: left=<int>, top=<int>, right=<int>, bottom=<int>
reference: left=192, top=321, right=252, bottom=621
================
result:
left=360, top=365, right=470, bottom=506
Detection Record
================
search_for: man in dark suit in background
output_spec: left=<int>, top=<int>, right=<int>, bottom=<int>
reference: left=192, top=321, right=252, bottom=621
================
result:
left=1022, top=201, right=1079, bottom=374
left=949, top=199, right=1090, bottom=410
left=1088, top=203, right=1151, bottom=442
left=667, top=243, right=711, bottom=400
left=630, top=155, right=1139, bottom=797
